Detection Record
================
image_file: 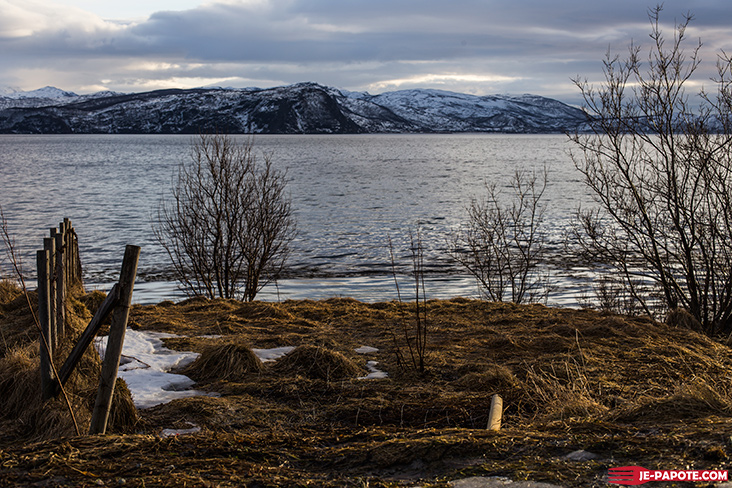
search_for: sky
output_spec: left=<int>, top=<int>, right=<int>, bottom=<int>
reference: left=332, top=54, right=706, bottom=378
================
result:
left=2, top=0, right=731, bottom=105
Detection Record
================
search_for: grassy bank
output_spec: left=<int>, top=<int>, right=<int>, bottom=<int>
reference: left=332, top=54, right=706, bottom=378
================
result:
left=1, top=284, right=731, bottom=486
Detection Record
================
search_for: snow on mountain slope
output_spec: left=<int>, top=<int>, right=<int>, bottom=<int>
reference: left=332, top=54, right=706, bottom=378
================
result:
left=0, top=83, right=586, bottom=134
left=365, top=89, right=583, bottom=132
left=0, top=86, right=78, bottom=100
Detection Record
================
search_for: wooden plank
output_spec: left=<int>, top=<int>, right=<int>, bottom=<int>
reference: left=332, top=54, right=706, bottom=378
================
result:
left=51, top=283, right=120, bottom=398
left=37, top=250, right=55, bottom=401
left=90, top=245, right=140, bottom=435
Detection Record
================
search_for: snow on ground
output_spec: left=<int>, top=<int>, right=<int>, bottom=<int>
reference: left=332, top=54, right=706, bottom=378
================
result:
left=95, top=329, right=212, bottom=409
left=355, top=346, right=388, bottom=379
left=95, top=332, right=389, bottom=410
left=161, top=426, right=202, bottom=438
left=359, top=360, right=388, bottom=380
left=252, top=346, right=296, bottom=362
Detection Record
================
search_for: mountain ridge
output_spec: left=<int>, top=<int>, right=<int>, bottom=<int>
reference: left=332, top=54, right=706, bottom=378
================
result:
left=0, top=82, right=586, bottom=134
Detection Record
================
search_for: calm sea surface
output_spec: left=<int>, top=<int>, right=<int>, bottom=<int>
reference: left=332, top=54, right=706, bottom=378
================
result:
left=0, top=134, right=596, bottom=304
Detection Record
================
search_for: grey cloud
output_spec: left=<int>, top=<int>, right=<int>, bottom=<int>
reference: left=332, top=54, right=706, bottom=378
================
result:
left=1, top=0, right=730, bottom=101
left=119, top=0, right=730, bottom=63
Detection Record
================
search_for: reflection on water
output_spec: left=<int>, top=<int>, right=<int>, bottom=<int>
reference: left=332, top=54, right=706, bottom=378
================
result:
left=1, top=134, right=595, bottom=306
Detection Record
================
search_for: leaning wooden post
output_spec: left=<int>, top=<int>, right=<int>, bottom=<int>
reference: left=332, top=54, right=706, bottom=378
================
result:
left=487, top=394, right=503, bottom=431
left=43, top=237, right=57, bottom=348
left=72, top=228, right=82, bottom=286
left=37, top=249, right=55, bottom=401
left=53, top=229, right=66, bottom=341
left=89, top=245, right=140, bottom=435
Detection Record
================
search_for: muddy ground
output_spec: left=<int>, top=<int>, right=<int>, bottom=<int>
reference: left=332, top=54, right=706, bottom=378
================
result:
left=1, top=282, right=732, bottom=487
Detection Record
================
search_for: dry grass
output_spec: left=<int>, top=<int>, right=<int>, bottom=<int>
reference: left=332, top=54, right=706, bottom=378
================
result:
left=0, top=279, right=22, bottom=304
left=3, top=294, right=732, bottom=487
left=0, top=286, right=138, bottom=442
left=182, top=339, right=263, bottom=382
left=274, top=344, right=365, bottom=381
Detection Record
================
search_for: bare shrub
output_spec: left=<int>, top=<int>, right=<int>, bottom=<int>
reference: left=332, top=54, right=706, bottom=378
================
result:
left=154, top=134, right=296, bottom=301
left=591, top=275, right=646, bottom=316
left=388, top=230, right=429, bottom=375
left=449, top=169, right=549, bottom=303
left=570, top=6, right=732, bottom=334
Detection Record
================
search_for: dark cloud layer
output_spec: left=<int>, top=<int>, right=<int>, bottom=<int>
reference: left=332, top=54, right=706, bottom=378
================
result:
left=1, top=0, right=730, bottom=102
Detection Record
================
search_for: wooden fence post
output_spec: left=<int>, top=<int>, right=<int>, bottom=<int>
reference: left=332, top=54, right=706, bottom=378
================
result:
left=89, top=245, right=140, bottom=435
left=43, top=237, right=57, bottom=348
left=61, top=220, right=70, bottom=286
left=488, top=394, right=503, bottom=431
left=53, top=228, right=66, bottom=341
left=72, top=227, right=81, bottom=286
left=37, top=249, right=55, bottom=401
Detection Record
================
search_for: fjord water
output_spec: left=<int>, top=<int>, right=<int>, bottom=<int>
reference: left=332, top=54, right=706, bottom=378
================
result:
left=0, top=134, right=592, bottom=304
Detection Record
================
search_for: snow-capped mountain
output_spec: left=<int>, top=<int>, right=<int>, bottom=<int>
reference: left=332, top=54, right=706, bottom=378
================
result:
left=0, top=82, right=585, bottom=134
left=364, top=89, right=584, bottom=132
left=0, top=86, right=78, bottom=100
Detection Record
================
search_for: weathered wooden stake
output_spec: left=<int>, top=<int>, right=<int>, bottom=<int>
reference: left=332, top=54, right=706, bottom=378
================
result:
left=487, top=394, right=503, bottom=431
left=72, top=229, right=81, bottom=285
left=37, top=250, right=55, bottom=400
left=43, top=237, right=57, bottom=348
left=89, top=245, right=140, bottom=435
left=53, top=229, right=66, bottom=340
left=61, top=220, right=70, bottom=285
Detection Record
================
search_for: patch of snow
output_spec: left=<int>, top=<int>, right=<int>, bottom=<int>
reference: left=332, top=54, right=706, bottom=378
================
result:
left=358, top=360, right=388, bottom=380
left=355, top=346, right=379, bottom=354
left=252, top=346, right=296, bottom=362
left=95, top=328, right=212, bottom=409
left=161, top=426, right=201, bottom=437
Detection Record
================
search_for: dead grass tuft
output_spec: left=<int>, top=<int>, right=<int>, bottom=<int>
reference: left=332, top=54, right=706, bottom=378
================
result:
left=453, top=363, right=520, bottom=393
left=79, top=290, right=109, bottom=317
left=0, top=279, right=22, bottom=305
left=275, top=344, right=365, bottom=381
left=523, top=361, right=608, bottom=420
left=183, top=340, right=263, bottom=382
left=612, top=377, right=732, bottom=422
left=528, top=334, right=574, bottom=354
left=109, top=378, right=139, bottom=433
left=0, top=343, right=39, bottom=420
left=236, top=301, right=294, bottom=320
left=666, top=307, right=704, bottom=333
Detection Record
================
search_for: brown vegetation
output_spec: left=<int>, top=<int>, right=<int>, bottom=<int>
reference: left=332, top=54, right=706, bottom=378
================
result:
left=2, top=289, right=732, bottom=486
left=0, top=282, right=137, bottom=443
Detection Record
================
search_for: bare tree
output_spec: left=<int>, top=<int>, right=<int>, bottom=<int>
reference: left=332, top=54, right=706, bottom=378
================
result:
left=569, top=5, right=732, bottom=335
left=449, top=169, right=549, bottom=304
left=154, top=134, right=296, bottom=301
